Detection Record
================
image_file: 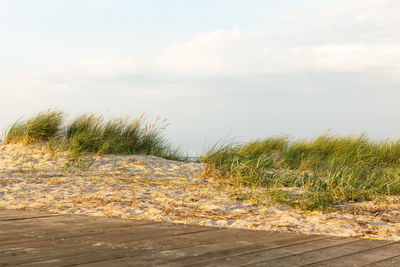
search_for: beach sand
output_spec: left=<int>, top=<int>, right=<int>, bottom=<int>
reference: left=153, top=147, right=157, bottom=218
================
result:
left=1, top=144, right=400, bottom=241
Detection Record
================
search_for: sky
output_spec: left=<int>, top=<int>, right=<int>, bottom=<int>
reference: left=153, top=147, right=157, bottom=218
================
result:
left=1, top=0, right=400, bottom=155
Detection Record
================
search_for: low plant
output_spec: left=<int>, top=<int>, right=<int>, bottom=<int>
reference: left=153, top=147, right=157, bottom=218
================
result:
left=4, top=109, right=183, bottom=161
left=202, top=135, right=400, bottom=210
left=65, top=114, right=182, bottom=160
left=4, top=109, right=63, bottom=145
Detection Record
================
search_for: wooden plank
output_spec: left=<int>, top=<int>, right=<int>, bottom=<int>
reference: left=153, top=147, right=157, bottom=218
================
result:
left=248, top=239, right=393, bottom=266
left=0, top=214, right=58, bottom=221
left=11, top=229, right=226, bottom=266
left=0, top=209, right=54, bottom=216
left=5, top=227, right=291, bottom=266
left=0, top=211, right=333, bottom=267
left=0, top=221, right=220, bottom=265
left=0, top=221, right=157, bottom=250
left=0, top=211, right=152, bottom=227
left=0, top=221, right=212, bottom=251
left=189, top=236, right=356, bottom=266
left=15, top=229, right=285, bottom=266
left=0, top=209, right=48, bottom=216
left=0, top=209, right=61, bottom=221
left=0, top=212, right=170, bottom=263
left=0, top=212, right=158, bottom=230
left=0, top=215, right=156, bottom=238
left=0, top=230, right=222, bottom=266
left=367, top=255, right=400, bottom=266
left=1, top=210, right=399, bottom=267
left=76, top=232, right=326, bottom=266
left=0, top=219, right=158, bottom=249
left=154, top=235, right=326, bottom=267
left=306, top=242, right=400, bottom=266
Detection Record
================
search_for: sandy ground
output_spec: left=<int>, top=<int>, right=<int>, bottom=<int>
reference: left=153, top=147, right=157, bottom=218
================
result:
left=1, top=144, right=400, bottom=241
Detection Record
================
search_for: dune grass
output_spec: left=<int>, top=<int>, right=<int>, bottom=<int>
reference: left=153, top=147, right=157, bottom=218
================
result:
left=65, top=113, right=181, bottom=159
left=6, top=110, right=400, bottom=211
left=4, top=110, right=64, bottom=145
left=4, top=109, right=183, bottom=160
left=202, top=135, right=400, bottom=210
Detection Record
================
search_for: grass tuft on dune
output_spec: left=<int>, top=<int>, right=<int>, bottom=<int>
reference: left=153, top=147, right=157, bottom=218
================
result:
left=4, top=109, right=64, bottom=145
left=202, top=135, right=400, bottom=210
left=4, top=109, right=183, bottom=161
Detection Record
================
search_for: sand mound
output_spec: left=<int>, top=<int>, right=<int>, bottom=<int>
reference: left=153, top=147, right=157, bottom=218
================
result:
left=1, top=144, right=399, bottom=241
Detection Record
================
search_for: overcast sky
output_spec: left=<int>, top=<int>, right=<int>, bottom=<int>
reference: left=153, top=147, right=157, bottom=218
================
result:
left=1, top=0, right=400, bottom=155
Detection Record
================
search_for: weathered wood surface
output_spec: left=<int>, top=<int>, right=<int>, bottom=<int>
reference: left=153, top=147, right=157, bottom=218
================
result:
left=0, top=209, right=399, bottom=266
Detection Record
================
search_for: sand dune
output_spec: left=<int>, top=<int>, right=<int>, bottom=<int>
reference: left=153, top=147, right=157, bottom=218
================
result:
left=1, top=144, right=399, bottom=241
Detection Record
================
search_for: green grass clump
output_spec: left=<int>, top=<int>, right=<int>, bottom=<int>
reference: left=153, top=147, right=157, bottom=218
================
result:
left=66, top=114, right=181, bottom=160
left=202, top=135, right=400, bottom=210
left=4, top=109, right=183, bottom=161
left=4, top=110, right=63, bottom=145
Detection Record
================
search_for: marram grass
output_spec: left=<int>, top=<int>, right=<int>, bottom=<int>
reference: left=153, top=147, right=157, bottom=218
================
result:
left=4, top=109, right=183, bottom=161
left=4, top=110, right=63, bottom=145
left=5, top=109, right=400, bottom=211
left=202, top=135, right=400, bottom=210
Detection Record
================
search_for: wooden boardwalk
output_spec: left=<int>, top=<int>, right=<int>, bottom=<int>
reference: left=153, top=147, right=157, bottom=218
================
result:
left=0, top=209, right=399, bottom=266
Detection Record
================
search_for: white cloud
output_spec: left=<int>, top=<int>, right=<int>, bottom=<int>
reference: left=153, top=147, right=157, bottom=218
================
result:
left=293, top=44, right=400, bottom=73
left=287, top=0, right=400, bottom=27
left=4, top=1, right=400, bottom=101
left=157, top=26, right=400, bottom=78
left=345, top=0, right=400, bottom=26
left=7, top=22, right=399, bottom=103
left=69, top=55, right=138, bottom=79
left=6, top=14, right=400, bottom=99
left=158, top=26, right=249, bottom=75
